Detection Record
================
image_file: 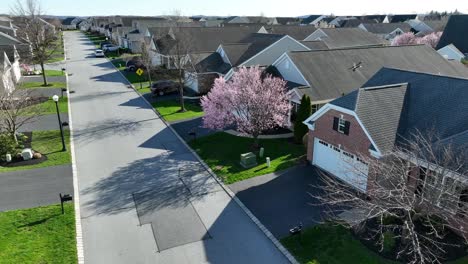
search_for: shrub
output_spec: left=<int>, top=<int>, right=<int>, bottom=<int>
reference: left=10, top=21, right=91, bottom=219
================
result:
left=383, top=231, right=396, bottom=253
left=294, top=95, right=311, bottom=143
left=0, top=134, right=17, bottom=162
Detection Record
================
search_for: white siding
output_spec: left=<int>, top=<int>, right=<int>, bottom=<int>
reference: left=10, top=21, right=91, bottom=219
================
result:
left=438, top=45, right=466, bottom=62
left=273, top=55, right=308, bottom=86
left=241, top=36, right=310, bottom=67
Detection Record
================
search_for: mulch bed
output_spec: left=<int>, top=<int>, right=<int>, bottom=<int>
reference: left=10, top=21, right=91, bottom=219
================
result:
left=0, top=132, right=48, bottom=167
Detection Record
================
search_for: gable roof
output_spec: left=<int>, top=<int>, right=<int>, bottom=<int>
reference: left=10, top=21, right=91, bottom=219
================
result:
left=360, top=22, right=412, bottom=34
left=300, top=40, right=329, bottom=50
left=0, top=44, right=31, bottom=62
left=283, top=45, right=468, bottom=102
left=156, top=26, right=261, bottom=55
left=226, top=33, right=285, bottom=66
left=61, top=17, right=75, bottom=26
left=330, top=68, right=468, bottom=155
left=436, top=15, right=468, bottom=53
left=386, top=14, right=417, bottom=23
left=262, top=25, right=317, bottom=40
left=276, top=17, right=301, bottom=25
left=308, top=28, right=387, bottom=48
left=341, top=19, right=378, bottom=28
left=301, top=15, right=323, bottom=25
left=357, top=15, right=387, bottom=23
left=0, top=31, right=22, bottom=45
left=189, top=52, right=231, bottom=74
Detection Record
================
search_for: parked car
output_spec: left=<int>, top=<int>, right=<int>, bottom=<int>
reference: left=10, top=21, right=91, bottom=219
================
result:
left=95, top=49, right=104, bottom=57
left=102, top=44, right=119, bottom=52
left=150, top=80, right=180, bottom=96
left=125, top=58, right=145, bottom=72
left=100, top=41, right=111, bottom=49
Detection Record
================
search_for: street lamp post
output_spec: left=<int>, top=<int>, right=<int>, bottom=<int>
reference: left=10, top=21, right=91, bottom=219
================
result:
left=52, top=95, right=66, bottom=152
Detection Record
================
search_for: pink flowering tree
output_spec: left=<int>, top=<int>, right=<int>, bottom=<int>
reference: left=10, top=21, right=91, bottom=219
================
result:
left=417, top=31, right=443, bottom=48
left=201, top=67, right=290, bottom=146
left=391, top=32, right=417, bottom=46
left=392, top=31, right=443, bottom=49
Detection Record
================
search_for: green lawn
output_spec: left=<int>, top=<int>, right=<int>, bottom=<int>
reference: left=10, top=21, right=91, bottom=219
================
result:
left=46, top=33, right=65, bottom=63
left=0, top=130, right=71, bottom=172
left=23, top=96, right=68, bottom=115
left=0, top=204, right=77, bottom=264
left=282, top=223, right=468, bottom=264
left=152, top=99, right=204, bottom=122
left=84, top=32, right=107, bottom=48
left=281, top=223, right=396, bottom=264
left=19, top=81, right=66, bottom=89
left=189, top=132, right=305, bottom=184
left=44, top=69, right=65, bottom=76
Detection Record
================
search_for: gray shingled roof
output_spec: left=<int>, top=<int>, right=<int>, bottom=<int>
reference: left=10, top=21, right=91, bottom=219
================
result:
left=387, top=14, right=417, bottom=23
left=300, top=40, right=328, bottom=50
left=189, top=52, right=231, bottom=74
left=226, top=33, right=285, bottom=66
left=263, top=25, right=317, bottom=40
left=156, top=26, right=262, bottom=55
left=286, top=45, right=468, bottom=102
left=436, top=15, right=468, bottom=53
left=312, top=28, right=388, bottom=48
left=360, top=23, right=412, bottom=34
left=0, top=44, right=31, bottom=62
left=0, top=32, right=22, bottom=45
left=329, top=68, right=468, bottom=157
left=355, top=83, right=408, bottom=153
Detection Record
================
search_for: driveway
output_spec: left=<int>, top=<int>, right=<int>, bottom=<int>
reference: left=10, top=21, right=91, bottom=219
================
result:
left=66, top=31, right=289, bottom=263
left=229, top=165, right=328, bottom=238
left=0, top=165, right=73, bottom=212
left=18, top=113, right=69, bottom=132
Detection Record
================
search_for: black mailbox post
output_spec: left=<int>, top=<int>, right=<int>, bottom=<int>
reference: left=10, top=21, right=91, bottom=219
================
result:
left=60, top=193, right=73, bottom=214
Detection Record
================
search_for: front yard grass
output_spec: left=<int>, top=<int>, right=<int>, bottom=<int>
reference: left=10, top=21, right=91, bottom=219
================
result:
left=23, top=96, right=68, bottom=115
left=0, top=203, right=77, bottom=264
left=46, top=33, right=65, bottom=63
left=0, top=130, right=71, bottom=173
left=189, top=132, right=305, bottom=184
left=152, top=99, right=203, bottom=122
left=281, top=223, right=396, bottom=264
left=19, top=81, right=66, bottom=89
left=281, top=223, right=468, bottom=264
left=44, top=69, right=65, bottom=76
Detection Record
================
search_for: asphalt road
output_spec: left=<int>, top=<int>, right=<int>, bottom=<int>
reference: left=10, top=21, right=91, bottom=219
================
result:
left=65, top=31, right=289, bottom=263
left=0, top=165, right=73, bottom=212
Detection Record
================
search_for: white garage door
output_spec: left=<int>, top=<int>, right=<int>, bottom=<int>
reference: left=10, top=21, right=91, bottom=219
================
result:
left=312, top=138, right=368, bottom=192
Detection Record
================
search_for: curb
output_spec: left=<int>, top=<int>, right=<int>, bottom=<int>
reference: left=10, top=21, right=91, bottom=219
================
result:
left=64, top=32, right=85, bottom=264
left=98, top=39, right=298, bottom=263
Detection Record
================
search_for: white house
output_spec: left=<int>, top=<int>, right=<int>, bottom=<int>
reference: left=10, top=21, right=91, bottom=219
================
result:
left=437, top=44, right=466, bottom=62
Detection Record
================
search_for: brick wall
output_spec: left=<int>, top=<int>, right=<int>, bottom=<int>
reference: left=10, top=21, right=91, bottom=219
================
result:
left=307, top=109, right=373, bottom=162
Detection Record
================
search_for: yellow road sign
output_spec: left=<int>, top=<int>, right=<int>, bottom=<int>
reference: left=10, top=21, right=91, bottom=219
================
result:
left=136, top=68, right=144, bottom=76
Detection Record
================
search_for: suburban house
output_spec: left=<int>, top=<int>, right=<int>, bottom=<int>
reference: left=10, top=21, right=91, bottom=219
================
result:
left=61, top=17, right=82, bottom=30
left=260, top=25, right=319, bottom=41
left=271, top=45, right=468, bottom=113
left=357, top=15, right=387, bottom=23
left=0, top=49, right=20, bottom=95
left=223, top=16, right=278, bottom=25
left=185, top=33, right=310, bottom=93
left=303, top=28, right=388, bottom=48
left=437, top=44, right=466, bottom=61
left=339, top=19, right=378, bottom=28
left=151, top=26, right=262, bottom=68
left=358, top=22, right=412, bottom=40
left=383, top=14, right=417, bottom=23
left=407, top=19, right=447, bottom=36
left=300, top=15, right=325, bottom=25
left=302, top=68, right=468, bottom=229
left=0, top=17, right=17, bottom=37
left=436, top=15, right=468, bottom=57
left=275, top=17, right=301, bottom=25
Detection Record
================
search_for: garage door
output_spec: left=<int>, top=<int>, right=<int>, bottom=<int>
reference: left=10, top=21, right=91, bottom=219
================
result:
left=312, top=138, right=368, bottom=192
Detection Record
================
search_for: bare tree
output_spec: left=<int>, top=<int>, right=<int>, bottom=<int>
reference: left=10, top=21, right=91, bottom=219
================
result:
left=140, top=42, right=152, bottom=87
left=12, top=0, right=60, bottom=86
left=158, top=21, right=194, bottom=112
left=0, top=88, right=42, bottom=142
left=313, top=132, right=468, bottom=264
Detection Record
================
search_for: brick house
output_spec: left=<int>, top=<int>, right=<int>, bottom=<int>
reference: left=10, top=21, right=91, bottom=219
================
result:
left=303, top=68, right=468, bottom=225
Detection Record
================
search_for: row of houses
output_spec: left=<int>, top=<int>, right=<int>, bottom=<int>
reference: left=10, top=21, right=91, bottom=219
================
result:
left=85, top=14, right=468, bottom=228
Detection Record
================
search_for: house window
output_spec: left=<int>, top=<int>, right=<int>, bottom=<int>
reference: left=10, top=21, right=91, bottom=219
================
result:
left=333, top=116, right=350, bottom=135
left=338, top=118, right=346, bottom=133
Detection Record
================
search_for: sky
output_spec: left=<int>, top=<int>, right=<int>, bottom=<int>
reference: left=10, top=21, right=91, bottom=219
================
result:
left=1, top=0, right=467, bottom=17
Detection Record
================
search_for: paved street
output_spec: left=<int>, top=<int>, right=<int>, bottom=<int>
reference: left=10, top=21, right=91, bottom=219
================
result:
left=0, top=165, right=73, bottom=212
left=229, top=166, right=328, bottom=238
left=66, top=31, right=289, bottom=263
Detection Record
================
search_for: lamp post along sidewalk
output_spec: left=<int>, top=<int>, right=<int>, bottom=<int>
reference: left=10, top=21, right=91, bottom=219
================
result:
left=52, top=95, right=67, bottom=152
